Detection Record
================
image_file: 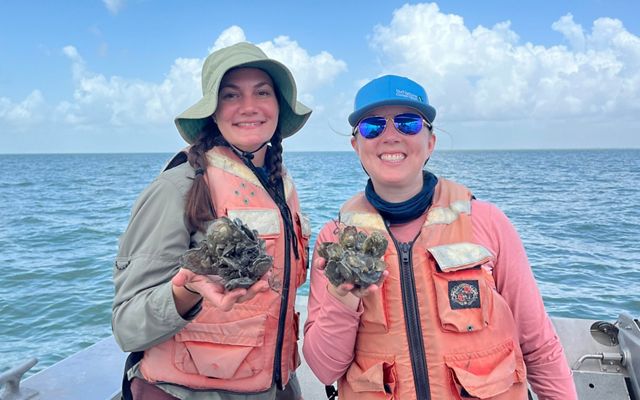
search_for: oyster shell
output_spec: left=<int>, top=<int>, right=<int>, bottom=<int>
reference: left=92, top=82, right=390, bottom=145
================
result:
left=317, top=226, right=388, bottom=289
left=180, top=217, right=273, bottom=290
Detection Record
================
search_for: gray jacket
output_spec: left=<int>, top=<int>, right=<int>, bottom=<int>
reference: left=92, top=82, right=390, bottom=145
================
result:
left=112, top=160, right=204, bottom=352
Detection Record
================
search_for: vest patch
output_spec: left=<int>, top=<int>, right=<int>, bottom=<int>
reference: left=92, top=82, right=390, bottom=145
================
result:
left=448, top=280, right=480, bottom=309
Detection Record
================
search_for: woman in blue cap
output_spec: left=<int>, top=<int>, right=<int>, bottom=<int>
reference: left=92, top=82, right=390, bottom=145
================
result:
left=113, top=42, right=311, bottom=399
left=303, top=75, right=577, bottom=399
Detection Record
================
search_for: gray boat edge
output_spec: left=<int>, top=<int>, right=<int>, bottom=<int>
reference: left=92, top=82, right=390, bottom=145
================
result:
left=1, top=296, right=638, bottom=400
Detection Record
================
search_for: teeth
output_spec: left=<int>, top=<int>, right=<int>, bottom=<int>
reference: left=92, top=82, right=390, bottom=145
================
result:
left=236, top=122, right=262, bottom=127
left=380, top=153, right=405, bottom=161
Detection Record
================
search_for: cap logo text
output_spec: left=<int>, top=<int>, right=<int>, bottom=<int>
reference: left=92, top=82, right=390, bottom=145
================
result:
left=395, top=89, right=421, bottom=102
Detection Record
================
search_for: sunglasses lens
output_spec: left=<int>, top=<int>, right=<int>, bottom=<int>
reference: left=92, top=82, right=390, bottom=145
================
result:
left=358, top=117, right=386, bottom=139
left=393, top=113, right=423, bottom=135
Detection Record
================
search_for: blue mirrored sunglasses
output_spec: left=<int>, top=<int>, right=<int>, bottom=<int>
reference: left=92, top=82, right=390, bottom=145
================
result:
left=354, top=113, right=432, bottom=139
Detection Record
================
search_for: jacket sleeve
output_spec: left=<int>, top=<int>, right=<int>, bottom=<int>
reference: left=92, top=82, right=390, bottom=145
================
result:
left=471, top=200, right=578, bottom=400
left=112, top=168, right=200, bottom=352
left=302, top=222, right=363, bottom=385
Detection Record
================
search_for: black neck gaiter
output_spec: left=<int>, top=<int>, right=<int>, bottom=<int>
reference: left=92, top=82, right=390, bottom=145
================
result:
left=365, top=171, right=438, bottom=224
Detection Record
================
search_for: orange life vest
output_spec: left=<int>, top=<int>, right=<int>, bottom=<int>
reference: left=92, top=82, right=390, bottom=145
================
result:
left=140, top=146, right=310, bottom=393
left=337, top=178, right=528, bottom=399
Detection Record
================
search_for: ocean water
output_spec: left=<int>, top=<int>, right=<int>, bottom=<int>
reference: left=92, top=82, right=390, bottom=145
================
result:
left=1, top=150, right=639, bottom=375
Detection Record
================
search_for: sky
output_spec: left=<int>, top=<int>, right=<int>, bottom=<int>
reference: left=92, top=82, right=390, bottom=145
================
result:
left=1, top=0, right=639, bottom=153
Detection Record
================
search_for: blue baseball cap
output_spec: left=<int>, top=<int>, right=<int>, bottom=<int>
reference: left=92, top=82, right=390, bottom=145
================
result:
left=348, top=75, right=436, bottom=126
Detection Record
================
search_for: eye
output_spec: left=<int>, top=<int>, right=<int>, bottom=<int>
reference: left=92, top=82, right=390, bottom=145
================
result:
left=220, top=90, right=239, bottom=100
left=257, top=88, right=274, bottom=97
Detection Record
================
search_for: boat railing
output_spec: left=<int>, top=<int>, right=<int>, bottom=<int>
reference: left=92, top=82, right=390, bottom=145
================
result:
left=1, top=335, right=127, bottom=400
left=0, top=358, right=38, bottom=400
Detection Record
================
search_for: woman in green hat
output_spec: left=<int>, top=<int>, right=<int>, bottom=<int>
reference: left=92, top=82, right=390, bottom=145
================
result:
left=112, top=42, right=312, bottom=400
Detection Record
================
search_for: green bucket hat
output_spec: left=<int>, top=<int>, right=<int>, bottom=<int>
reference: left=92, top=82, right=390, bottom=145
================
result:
left=175, top=42, right=312, bottom=144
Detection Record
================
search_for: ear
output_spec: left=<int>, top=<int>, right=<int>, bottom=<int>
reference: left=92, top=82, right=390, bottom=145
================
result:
left=351, top=135, right=360, bottom=155
left=424, top=132, right=436, bottom=165
left=426, top=132, right=436, bottom=156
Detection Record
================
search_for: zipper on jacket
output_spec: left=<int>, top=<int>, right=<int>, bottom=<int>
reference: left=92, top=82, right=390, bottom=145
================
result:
left=392, top=236, right=431, bottom=399
left=272, top=209, right=292, bottom=389
left=236, top=154, right=296, bottom=390
left=265, top=180, right=297, bottom=390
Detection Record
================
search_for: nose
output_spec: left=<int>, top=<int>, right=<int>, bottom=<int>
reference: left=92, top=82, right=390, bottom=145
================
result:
left=380, top=118, right=401, bottom=142
left=239, top=95, right=258, bottom=114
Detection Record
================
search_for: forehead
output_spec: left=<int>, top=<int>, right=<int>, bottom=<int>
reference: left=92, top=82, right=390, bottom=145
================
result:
left=364, top=105, right=421, bottom=118
left=220, top=67, right=274, bottom=87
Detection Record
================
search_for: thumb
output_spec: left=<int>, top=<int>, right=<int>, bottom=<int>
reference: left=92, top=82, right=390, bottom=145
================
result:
left=171, top=268, right=191, bottom=287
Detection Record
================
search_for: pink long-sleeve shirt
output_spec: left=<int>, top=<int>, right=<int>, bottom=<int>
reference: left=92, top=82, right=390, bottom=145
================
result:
left=303, top=199, right=577, bottom=399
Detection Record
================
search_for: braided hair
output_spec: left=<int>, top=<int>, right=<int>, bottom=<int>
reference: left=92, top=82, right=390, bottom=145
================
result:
left=265, top=129, right=284, bottom=186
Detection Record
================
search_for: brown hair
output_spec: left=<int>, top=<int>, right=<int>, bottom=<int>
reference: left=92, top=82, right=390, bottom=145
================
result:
left=184, top=118, right=285, bottom=233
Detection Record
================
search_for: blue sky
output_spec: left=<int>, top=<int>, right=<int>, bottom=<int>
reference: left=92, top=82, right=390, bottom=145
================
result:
left=1, top=0, right=639, bottom=153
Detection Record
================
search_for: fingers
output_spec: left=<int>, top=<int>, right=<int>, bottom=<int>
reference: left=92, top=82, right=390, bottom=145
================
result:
left=195, top=279, right=268, bottom=310
left=173, top=268, right=271, bottom=311
left=237, top=280, right=270, bottom=303
left=216, top=289, right=248, bottom=312
left=330, top=274, right=388, bottom=298
left=171, top=268, right=194, bottom=287
left=313, top=256, right=327, bottom=271
left=374, top=270, right=390, bottom=288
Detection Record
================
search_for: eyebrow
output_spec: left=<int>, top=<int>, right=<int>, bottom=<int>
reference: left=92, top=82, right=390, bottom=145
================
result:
left=219, top=81, right=273, bottom=90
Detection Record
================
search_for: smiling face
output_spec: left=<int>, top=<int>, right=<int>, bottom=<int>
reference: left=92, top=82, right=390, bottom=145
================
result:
left=351, top=105, right=436, bottom=202
left=214, top=68, right=279, bottom=164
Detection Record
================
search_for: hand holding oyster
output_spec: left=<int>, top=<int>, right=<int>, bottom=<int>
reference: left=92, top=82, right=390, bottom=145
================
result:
left=179, top=217, right=273, bottom=291
left=317, top=226, right=388, bottom=289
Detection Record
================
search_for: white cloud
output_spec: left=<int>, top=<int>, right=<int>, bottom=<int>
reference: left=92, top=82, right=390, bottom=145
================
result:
left=209, top=26, right=247, bottom=52
left=208, top=26, right=347, bottom=97
left=57, top=46, right=201, bottom=129
left=103, top=0, right=124, bottom=15
left=368, top=3, right=640, bottom=122
left=35, top=28, right=344, bottom=136
left=0, top=91, right=45, bottom=127
left=552, top=13, right=586, bottom=51
left=257, top=35, right=347, bottom=95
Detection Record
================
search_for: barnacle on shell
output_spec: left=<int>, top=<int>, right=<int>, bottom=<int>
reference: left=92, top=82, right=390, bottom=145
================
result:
left=317, top=226, right=388, bottom=289
left=179, top=217, right=273, bottom=290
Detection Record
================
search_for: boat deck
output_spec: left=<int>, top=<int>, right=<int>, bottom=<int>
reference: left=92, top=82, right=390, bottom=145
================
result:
left=5, top=296, right=638, bottom=399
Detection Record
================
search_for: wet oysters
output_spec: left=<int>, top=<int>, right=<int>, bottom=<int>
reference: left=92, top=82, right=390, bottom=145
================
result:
left=317, top=226, right=388, bottom=289
left=180, top=217, right=273, bottom=290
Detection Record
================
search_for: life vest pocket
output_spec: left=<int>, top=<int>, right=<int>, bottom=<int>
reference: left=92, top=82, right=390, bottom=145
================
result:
left=173, top=313, right=267, bottom=380
left=345, top=355, right=397, bottom=398
left=359, top=284, right=389, bottom=333
left=432, top=266, right=492, bottom=333
left=444, top=339, right=526, bottom=399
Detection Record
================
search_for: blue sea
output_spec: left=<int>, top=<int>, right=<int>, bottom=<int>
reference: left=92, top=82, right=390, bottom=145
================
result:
left=1, top=150, right=639, bottom=375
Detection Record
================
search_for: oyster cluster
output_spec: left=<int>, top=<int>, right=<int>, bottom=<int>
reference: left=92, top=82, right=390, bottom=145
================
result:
left=180, top=217, right=273, bottom=290
left=317, top=226, right=388, bottom=289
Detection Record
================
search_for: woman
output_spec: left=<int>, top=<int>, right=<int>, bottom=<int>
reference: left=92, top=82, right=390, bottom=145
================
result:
left=112, top=42, right=312, bottom=400
left=303, top=75, right=577, bottom=399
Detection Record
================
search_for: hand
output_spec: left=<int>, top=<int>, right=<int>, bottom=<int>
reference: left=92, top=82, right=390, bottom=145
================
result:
left=328, top=270, right=390, bottom=298
left=315, top=254, right=389, bottom=306
left=172, top=268, right=270, bottom=312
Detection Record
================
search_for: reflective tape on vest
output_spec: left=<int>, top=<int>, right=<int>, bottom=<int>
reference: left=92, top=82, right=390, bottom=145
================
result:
left=428, top=242, right=492, bottom=271
left=207, top=151, right=294, bottom=199
left=227, top=209, right=281, bottom=236
left=426, top=200, right=471, bottom=226
left=339, top=211, right=386, bottom=231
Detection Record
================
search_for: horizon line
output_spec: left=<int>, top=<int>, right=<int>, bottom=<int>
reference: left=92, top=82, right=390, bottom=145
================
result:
left=1, top=147, right=639, bottom=156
